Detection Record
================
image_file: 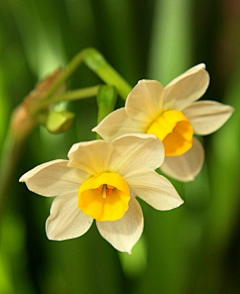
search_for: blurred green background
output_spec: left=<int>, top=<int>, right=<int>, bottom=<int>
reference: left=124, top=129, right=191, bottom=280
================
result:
left=0, top=0, right=240, bottom=293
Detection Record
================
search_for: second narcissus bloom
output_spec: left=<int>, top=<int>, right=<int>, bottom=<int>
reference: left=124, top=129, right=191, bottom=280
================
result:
left=93, top=64, right=234, bottom=181
left=20, top=134, right=183, bottom=253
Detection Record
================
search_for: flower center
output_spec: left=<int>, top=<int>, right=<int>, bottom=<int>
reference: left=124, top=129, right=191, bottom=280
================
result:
left=95, top=184, right=115, bottom=198
left=78, top=172, right=130, bottom=221
left=146, top=110, right=194, bottom=156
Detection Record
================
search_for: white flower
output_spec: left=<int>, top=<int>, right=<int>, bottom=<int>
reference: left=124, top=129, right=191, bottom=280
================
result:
left=93, top=64, right=234, bottom=181
left=19, top=134, right=183, bottom=253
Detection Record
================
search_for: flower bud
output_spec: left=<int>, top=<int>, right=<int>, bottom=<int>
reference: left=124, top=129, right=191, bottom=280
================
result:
left=46, top=110, right=75, bottom=134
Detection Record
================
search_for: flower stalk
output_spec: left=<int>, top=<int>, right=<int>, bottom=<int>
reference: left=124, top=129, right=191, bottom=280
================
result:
left=83, top=48, right=132, bottom=100
left=97, top=85, right=118, bottom=122
left=36, top=85, right=101, bottom=114
left=36, top=47, right=131, bottom=108
left=0, top=48, right=132, bottom=224
left=96, top=85, right=118, bottom=139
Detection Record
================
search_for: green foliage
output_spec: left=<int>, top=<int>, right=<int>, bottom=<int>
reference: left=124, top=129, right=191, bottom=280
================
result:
left=0, top=0, right=239, bottom=293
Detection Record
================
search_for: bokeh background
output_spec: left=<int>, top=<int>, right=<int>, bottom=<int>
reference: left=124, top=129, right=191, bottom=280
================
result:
left=0, top=0, right=240, bottom=293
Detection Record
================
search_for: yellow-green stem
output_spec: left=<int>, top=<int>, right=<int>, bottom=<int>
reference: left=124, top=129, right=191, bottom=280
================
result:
left=39, top=85, right=101, bottom=110
left=42, top=48, right=131, bottom=104
left=96, top=85, right=118, bottom=139
left=0, top=47, right=131, bottom=224
left=83, top=48, right=132, bottom=100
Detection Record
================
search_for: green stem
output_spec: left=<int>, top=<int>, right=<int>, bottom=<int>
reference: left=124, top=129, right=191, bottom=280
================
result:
left=83, top=48, right=132, bottom=100
left=31, top=48, right=131, bottom=119
left=43, top=50, right=91, bottom=102
left=97, top=86, right=118, bottom=123
left=0, top=47, right=131, bottom=223
left=43, top=48, right=131, bottom=104
left=96, top=85, right=118, bottom=139
left=39, top=85, right=101, bottom=109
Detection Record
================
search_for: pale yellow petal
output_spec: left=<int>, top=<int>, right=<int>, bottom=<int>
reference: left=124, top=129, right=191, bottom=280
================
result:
left=97, top=197, right=143, bottom=254
left=164, top=64, right=210, bottom=110
left=126, top=80, right=164, bottom=122
left=109, top=134, right=165, bottom=176
left=125, top=170, right=183, bottom=210
left=68, top=140, right=114, bottom=176
left=182, top=101, right=234, bottom=135
left=46, top=192, right=93, bottom=240
left=160, top=138, right=204, bottom=182
left=19, top=159, right=87, bottom=196
left=92, top=108, right=147, bottom=142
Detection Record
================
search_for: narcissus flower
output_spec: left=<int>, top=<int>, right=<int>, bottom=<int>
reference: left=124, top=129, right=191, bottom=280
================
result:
left=20, top=134, right=183, bottom=253
left=93, top=64, right=234, bottom=181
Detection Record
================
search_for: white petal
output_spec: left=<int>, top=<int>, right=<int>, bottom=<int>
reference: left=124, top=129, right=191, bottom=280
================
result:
left=97, top=197, right=143, bottom=254
left=46, top=191, right=93, bottom=240
left=126, top=170, right=183, bottom=210
left=182, top=101, right=234, bottom=135
left=19, top=159, right=87, bottom=196
left=160, top=138, right=204, bottom=182
left=126, top=80, right=164, bottom=122
left=164, top=64, right=210, bottom=110
left=68, top=140, right=114, bottom=176
left=92, top=108, right=147, bottom=142
left=109, top=134, right=165, bottom=176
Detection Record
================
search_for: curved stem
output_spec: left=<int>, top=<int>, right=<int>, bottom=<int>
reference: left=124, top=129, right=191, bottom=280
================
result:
left=0, top=47, right=132, bottom=224
left=31, top=48, right=131, bottom=119
left=43, top=48, right=131, bottom=104
left=83, top=48, right=132, bottom=100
